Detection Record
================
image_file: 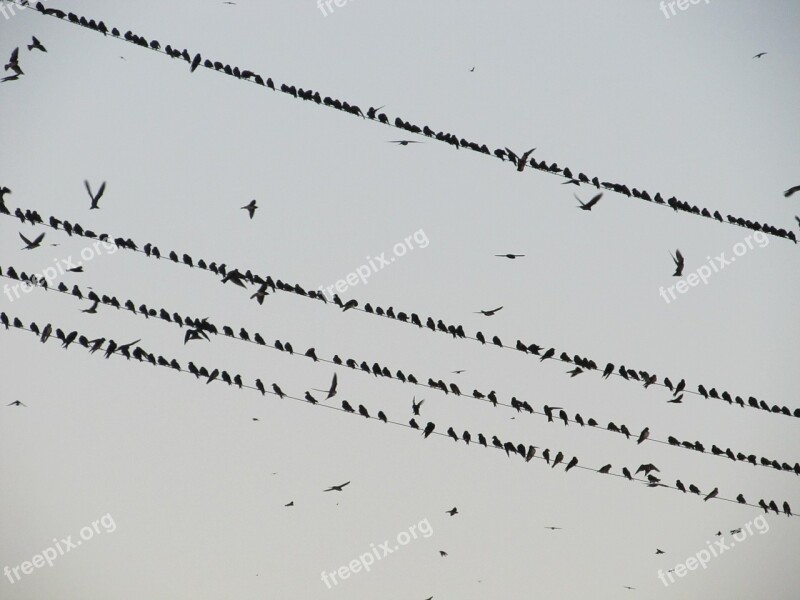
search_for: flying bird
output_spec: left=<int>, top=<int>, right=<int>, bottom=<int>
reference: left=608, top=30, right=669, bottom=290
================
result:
left=544, top=526, right=562, bottom=530
left=439, top=551, right=448, bottom=557
left=388, top=140, right=422, bottom=146
left=574, top=192, right=603, bottom=211
left=784, top=184, right=800, bottom=198
left=515, top=147, right=537, bottom=172
left=495, top=254, right=525, bottom=259
left=84, top=180, right=106, bottom=209
left=753, top=52, right=767, bottom=59
left=81, top=300, right=99, bottom=314
left=27, top=36, right=47, bottom=52
left=241, top=199, right=258, bottom=219
left=446, top=507, right=458, bottom=516
left=19, top=231, right=45, bottom=250
left=475, top=306, right=503, bottom=316
left=655, top=549, right=665, bottom=555
left=7, top=400, right=26, bottom=407
left=323, top=481, right=351, bottom=492
left=671, top=249, right=685, bottom=276
left=412, top=396, right=424, bottom=416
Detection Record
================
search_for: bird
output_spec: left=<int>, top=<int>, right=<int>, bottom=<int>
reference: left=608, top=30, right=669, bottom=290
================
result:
left=439, top=551, right=448, bottom=557
left=388, top=140, right=422, bottom=146
left=412, top=396, right=424, bottom=416
left=323, top=481, right=351, bottom=492
left=469, top=66, right=475, bottom=72
left=284, top=501, right=294, bottom=507
left=27, top=36, right=47, bottom=52
left=598, top=464, right=612, bottom=474
left=671, top=249, right=685, bottom=276
left=322, top=373, right=338, bottom=399
left=451, top=370, right=466, bottom=374
left=636, top=427, right=650, bottom=445
left=81, top=300, right=99, bottom=314
left=19, top=231, right=45, bottom=250
left=4, top=47, right=21, bottom=74
left=515, top=147, right=537, bottom=172
left=7, top=400, right=26, bottom=407
left=84, top=180, right=106, bottom=209
left=623, top=586, right=636, bottom=591
left=475, top=306, right=503, bottom=316
left=784, top=184, right=800, bottom=198
left=423, top=422, right=435, bottom=438
left=655, top=549, right=665, bottom=555
left=704, top=487, right=719, bottom=501
left=446, top=507, right=458, bottom=516
left=241, top=200, right=258, bottom=219
left=574, top=192, right=603, bottom=211
left=544, top=526, right=562, bottom=530
left=565, top=457, right=578, bottom=472
left=495, top=253, right=524, bottom=259
left=304, top=391, right=318, bottom=404
left=753, top=52, right=767, bottom=59
left=552, top=451, right=564, bottom=469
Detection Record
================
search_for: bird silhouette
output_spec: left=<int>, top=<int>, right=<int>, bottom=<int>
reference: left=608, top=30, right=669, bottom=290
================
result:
left=544, top=526, right=562, bottom=530
left=19, top=231, right=45, bottom=250
left=446, top=507, right=458, bottom=516
left=323, top=481, right=350, bottom=492
left=655, top=549, right=665, bottom=555
left=552, top=451, right=564, bottom=469
left=515, top=147, right=537, bottom=172
left=784, top=184, right=800, bottom=198
left=84, top=180, right=106, bottom=209
left=412, top=396, right=424, bottom=416
left=495, top=253, right=524, bottom=259
left=704, top=487, right=719, bottom=501
left=27, top=36, right=47, bottom=52
left=475, top=306, right=503, bottom=316
left=636, top=427, right=650, bottom=445
left=388, top=140, right=422, bottom=146
left=241, top=200, right=258, bottom=219
left=671, top=249, right=685, bottom=276
left=753, top=52, right=767, bottom=59
left=574, top=192, right=603, bottom=211
left=423, top=422, right=435, bottom=438
left=7, top=400, right=26, bottom=407
left=81, top=300, right=99, bottom=314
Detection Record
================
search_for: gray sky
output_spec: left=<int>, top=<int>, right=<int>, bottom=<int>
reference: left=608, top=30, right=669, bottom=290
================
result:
left=1, top=1, right=799, bottom=598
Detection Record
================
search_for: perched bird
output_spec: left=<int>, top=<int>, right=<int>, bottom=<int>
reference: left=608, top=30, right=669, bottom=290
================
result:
left=704, top=487, right=719, bottom=501
left=552, top=451, right=564, bottom=469
left=323, top=481, right=351, bottom=492
left=423, top=422, right=435, bottom=438
left=495, top=253, right=524, bottom=259
left=636, top=427, right=650, bottom=445
left=241, top=199, right=258, bottom=219
left=515, top=147, right=537, bottom=172
left=304, top=391, right=318, bottom=404
left=565, top=456, right=578, bottom=472
left=27, top=36, right=47, bottom=52
left=84, top=180, right=107, bottom=209
left=574, top=192, right=603, bottom=211
left=598, top=464, right=612, bottom=474
left=475, top=306, right=503, bottom=316
left=671, top=249, right=685, bottom=276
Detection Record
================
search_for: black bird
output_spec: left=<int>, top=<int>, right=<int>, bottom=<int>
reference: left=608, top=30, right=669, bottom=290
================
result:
left=552, top=451, right=564, bottom=469
left=476, top=306, right=503, bottom=316
left=783, top=184, right=800, bottom=198
left=81, top=300, right=99, bottom=314
left=598, top=464, right=612, bottom=474
left=463, top=431, right=471, bottom=445
left=495, top=253, right=525, bottom=259
left=323, top=481, right=351, bottom=492
left=540, top=348, right=555, bottom=362
left=574, top=192, right=603, bottom=211
left=514, top=147, right=537, bottom=172
left=412, top=396, right=424, bottom=416
left=753, top=52, right=767, bottom=59
left=446, top=507, right=458, bottom=516
left=241, top=199, right=258, bottom=219
left=565, top=456, right=578, bottom=471
left=190, top=53, right=202, bottom=72
left=378, top=411, right=387, bottom=423
left=84, top=180, right=106, bottom=209
left=542, top=449, right=551, bottom=465
left=388, top=140, right=422, bottom=146
left=28, top=36, right=47, bottom=52
left=704, top=487, right=719, bottom=501
left=671, top=249, right=685, bottom=276
left=341, top=401, right=355, bottom=413
left=19, top=232, right=45, bottom=250
left=478, top=434, right=487, bottom=447
left=423, top=422, right=435, bottom=438
left=7, top=400, right=26, bottom=407
left=304, top=391, right=318, bottom=404
left=447, top=427, right=458, bottom=442
left=622, top=467, right=633, bottom=481
left=358, top=404, right=370, bottom=418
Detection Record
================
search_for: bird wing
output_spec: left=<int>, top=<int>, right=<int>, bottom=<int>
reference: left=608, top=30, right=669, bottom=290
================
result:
left=19, top=232, right=33, bottom=246
left=95, top=181, right=106, bottom=201
left=784, top=184, right=800, bottom=197
left=585, top=192, right=603, bottom=208
left=84, top=180, right=94, bottom=200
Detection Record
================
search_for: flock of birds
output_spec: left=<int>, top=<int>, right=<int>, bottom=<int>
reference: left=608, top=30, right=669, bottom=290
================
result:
left=6, top=1, right=800, bottom=249
left=2, top=3, right=797, bottom=596
left=3, top=190, right=797, bottom=424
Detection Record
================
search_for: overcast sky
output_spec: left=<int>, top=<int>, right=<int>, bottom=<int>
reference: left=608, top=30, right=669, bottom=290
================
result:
left=1, top=1, right=799, bottom=598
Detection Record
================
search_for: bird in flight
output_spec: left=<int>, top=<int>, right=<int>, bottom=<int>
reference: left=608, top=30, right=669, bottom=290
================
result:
left=1, top=73, right=20, bottom=83
left=81, top=300, right=99, bottom=314
left=323, top=481, right=351, bottom=492
left=84, top=180, right=106, bottom=209
left=7, top=400, right=26, bottom=407
left=515, top=147, right=537, bottom=172
left=655, top=549, right=665, bottom=555
left=388, top=140, right=422, bottom=146
left=446, top=507, right=458, bottom=516
left=451, top=369, right=466, bottom=374
left=411, top=396, right=424, bottom=416
left=241, top=199, right=258, bottom=219
left=623, top=586, right=636, bottom=591
left=475, top=306, right=503, bottom=316
left=19, top=231, right=45, bottom=250
left=753, top=52, right=767, bottom=59
left=784, top=184, right=800, bottom=198
left=574, top=192, right=603, bottom=211
left=495, top=253, right=524, bottom=259
left=469, top=66, right=475, bottom=72
left=27, top=36, right=47, bottom=52
left=671, top=249, right=685, bottom=276
left=4, top=47, right=22, bottom=75
left=544, top=526, right=562, bottom=530
left=439, top=551, right=448, bottom=557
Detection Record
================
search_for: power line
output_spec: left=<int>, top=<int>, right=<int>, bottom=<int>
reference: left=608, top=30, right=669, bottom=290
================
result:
left=15, top=0, right=800, bottom=247
left=1, top=313, right=793, bottom=519
left=3, top=205, right=796, bottom=422
left=3, top=267, right=797, bottom=479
